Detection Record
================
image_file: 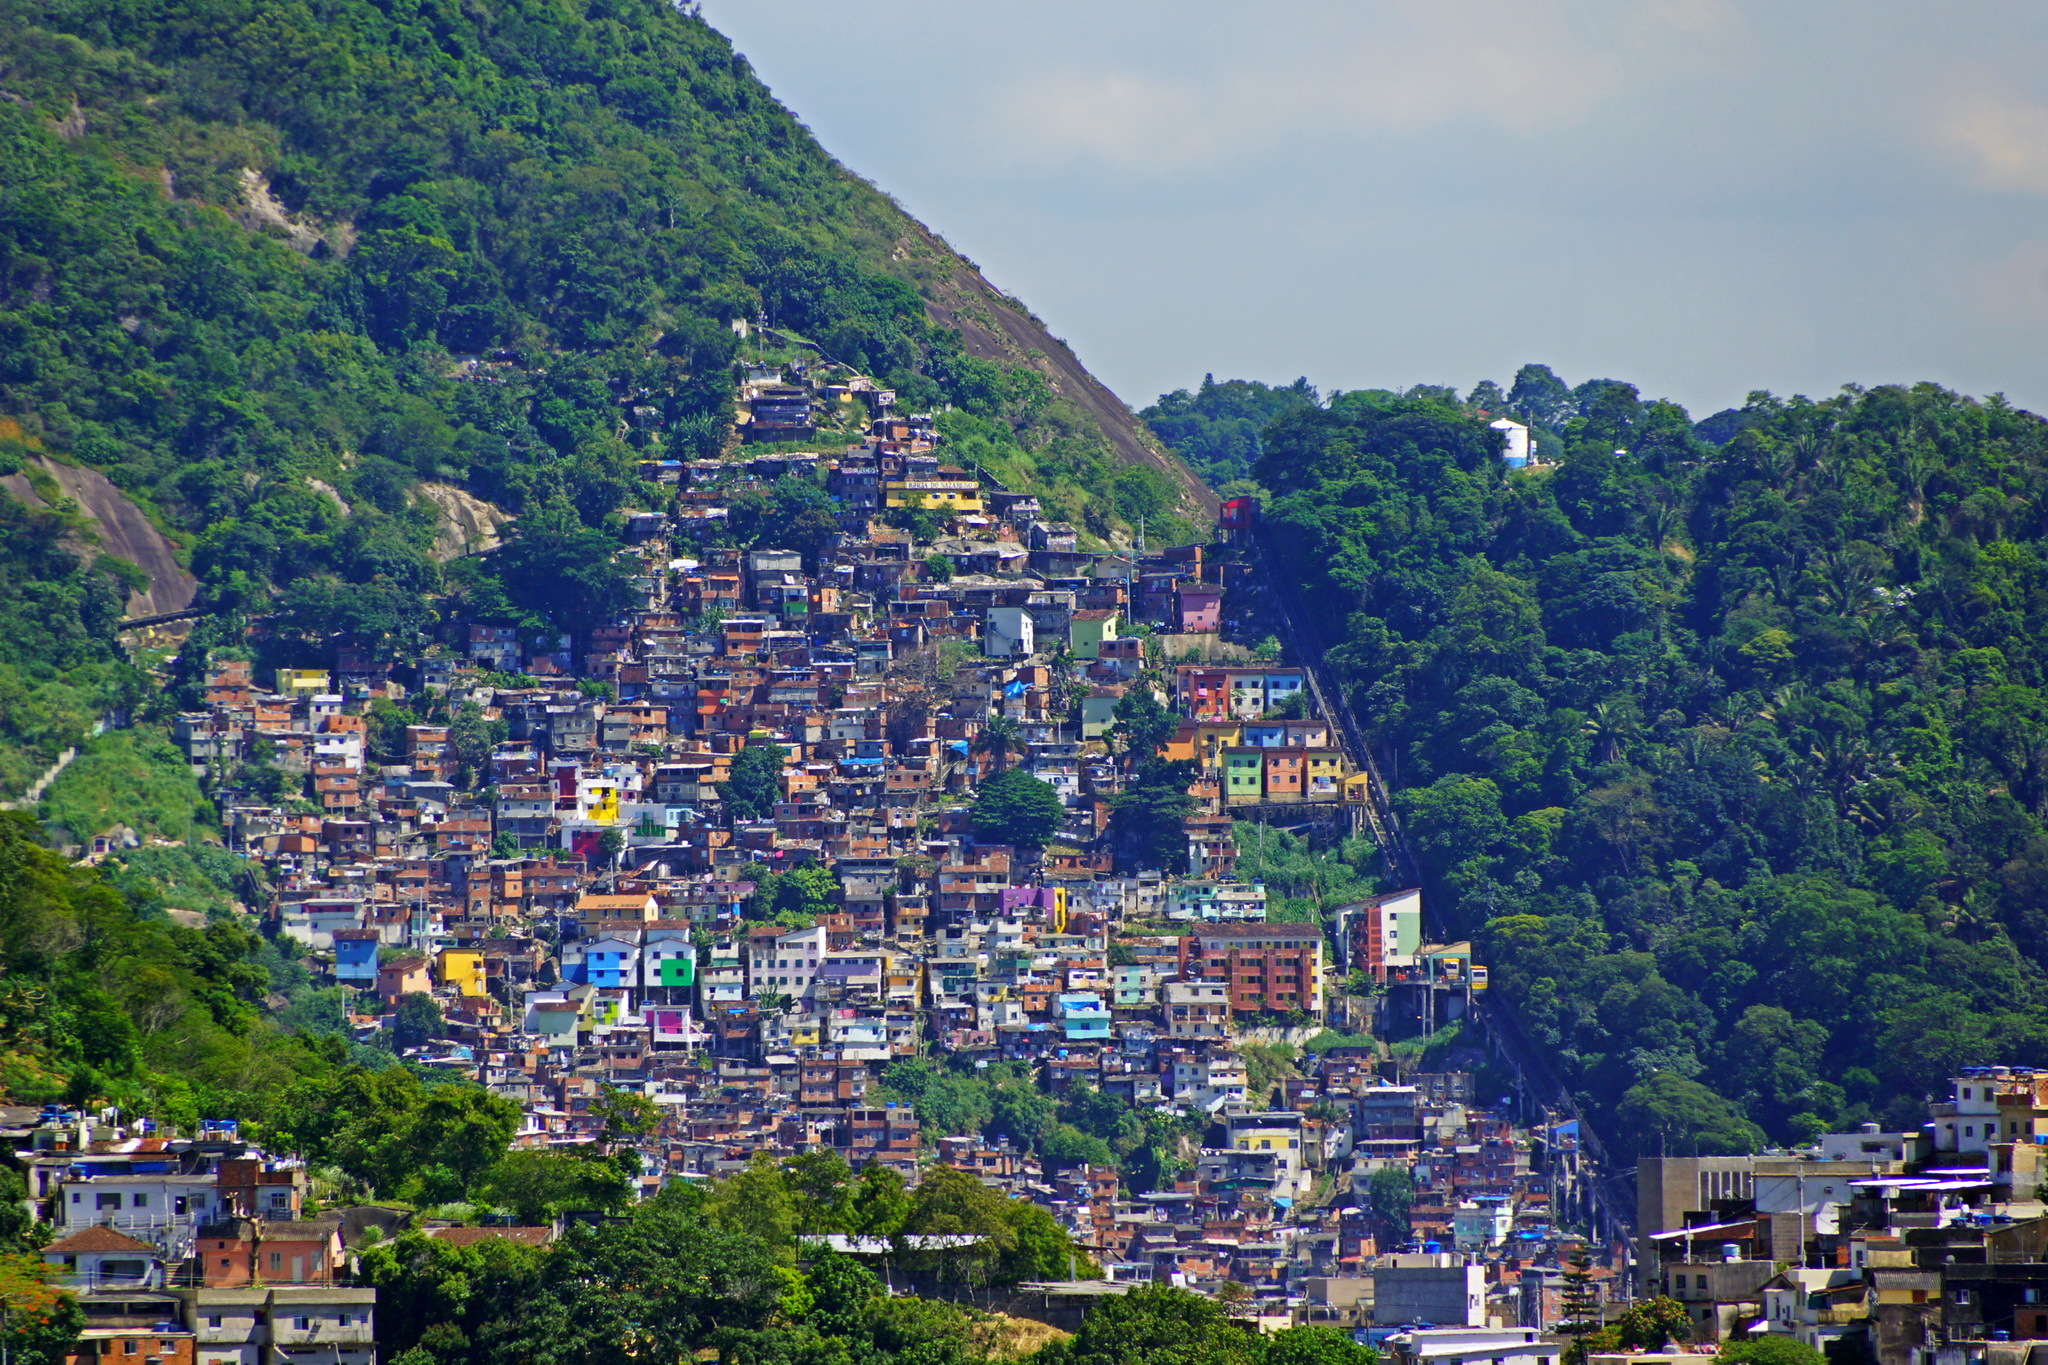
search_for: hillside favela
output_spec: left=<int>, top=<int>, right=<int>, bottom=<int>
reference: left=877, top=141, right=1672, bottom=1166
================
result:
left=3, top=5, right=2048, bottom=1365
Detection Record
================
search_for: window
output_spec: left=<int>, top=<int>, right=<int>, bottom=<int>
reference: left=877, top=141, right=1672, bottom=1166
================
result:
left=132, top=1193, right=148, bottom=1207
left=295, top=1317, right=311, bottom=1331
left=269, top=1253, right=282, bottom=1271
left=124, top=1344, right=138, bottom=1356
left=208, top=1317, right=223, bottom=1329
left=97, top=1192, right=123, bottom=1210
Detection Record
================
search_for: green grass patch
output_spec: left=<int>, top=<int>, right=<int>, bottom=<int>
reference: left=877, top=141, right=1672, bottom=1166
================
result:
left=41, top=726, right=218, bottom=845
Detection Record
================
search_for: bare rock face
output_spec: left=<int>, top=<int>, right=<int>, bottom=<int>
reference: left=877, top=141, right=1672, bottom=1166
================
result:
left=415, top=482, right=514, bottom=561
left=0, top=456, right=196, bottom=616
left=906, top=229, right=1218, bottom=524
left=236, top=168, right=331, bottom=255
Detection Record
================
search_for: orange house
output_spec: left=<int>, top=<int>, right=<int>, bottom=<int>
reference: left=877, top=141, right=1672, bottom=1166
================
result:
left=1159, top=722, right=1198, bottom=763
left=375, top=956, right=432, bottom=1005
left=63, top=1331, right=193, bottom=1365
left=1264, top=749, right=1305, bottom=801
left=254, top=1222, right=344, bottom=1284
left=197, top=1223, right=255, bottom=1286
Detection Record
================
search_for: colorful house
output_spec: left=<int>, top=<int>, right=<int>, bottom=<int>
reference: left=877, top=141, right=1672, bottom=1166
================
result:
left=333, top=928, right=379, bottom=990
left=1263, top=749, right=1305, bottom=801
left=563, top=936, right=639, bottom=990
left=1222, top=749, right=1265, bottom=804
left=644, top=938, right=697, bottom=990
left=1177, top=667, right=1232, bottom=720
left=1059, top=992, right=1112, bottom=1042
left=1306, top=749, right=1346, bottom=799
left=1068, top=610, right=1119, bottom=660
left=375, top=956, right=432, bottom=1005
left=1176, top=586, right=1222, bottom=633
left=437, top=948, right=488, bottom=997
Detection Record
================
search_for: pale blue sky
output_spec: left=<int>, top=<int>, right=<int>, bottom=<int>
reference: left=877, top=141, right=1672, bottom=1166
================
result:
left=703, top=0, right=2048, bottom=419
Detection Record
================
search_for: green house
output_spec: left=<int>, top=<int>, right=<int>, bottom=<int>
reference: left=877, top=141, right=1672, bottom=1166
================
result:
left=1223, top=748, right=1264, bottom=802
left=1069, top=610, right=1119, bottom=660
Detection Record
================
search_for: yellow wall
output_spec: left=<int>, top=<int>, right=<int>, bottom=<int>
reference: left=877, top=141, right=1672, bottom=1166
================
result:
left=438, top=949, right=488, bottom=997
left=884, top=482, right=984, bottom=512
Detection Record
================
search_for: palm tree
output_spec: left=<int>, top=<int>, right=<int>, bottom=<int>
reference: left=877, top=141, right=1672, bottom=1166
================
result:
left=1581, top=700, right=1642, bottom=766
left=974, top=715, right=1022, bottom=773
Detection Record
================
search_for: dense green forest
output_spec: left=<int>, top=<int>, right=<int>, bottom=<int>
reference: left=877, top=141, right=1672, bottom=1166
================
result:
left=1171, top=365, right=2048, bottom=1155
left=0, top=0, right=1195, bottom=795
left=1141, top=375, right=1319, bottom=495
left=872, top=1056, right=1196, bottom=1192
left=356, top=1225, right=1369, bottom=1365
left=0, top=807, right=329, bottom=1116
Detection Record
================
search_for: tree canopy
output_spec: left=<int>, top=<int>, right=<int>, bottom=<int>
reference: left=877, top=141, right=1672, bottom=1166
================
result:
left=723, top=740, right=789, bottom=822
left=1211, top=371, right=2048, bottom=1152
left=972, top=768, right=1064, bottom=848
left=0, top=0, right=1200, bottom=792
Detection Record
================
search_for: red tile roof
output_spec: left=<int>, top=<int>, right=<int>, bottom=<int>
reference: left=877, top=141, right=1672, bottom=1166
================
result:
left=43, top=1226, right=156, bottom=1253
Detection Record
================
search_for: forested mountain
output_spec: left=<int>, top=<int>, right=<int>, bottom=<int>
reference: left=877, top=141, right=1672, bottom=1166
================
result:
left=1205, top=366, right=2048, bottom=1156
left=1141, top=374, right=1320, bottom=494
left=0, top=0, right=1220, bottom=1128
left=0, top=0, right=1203, bottom=794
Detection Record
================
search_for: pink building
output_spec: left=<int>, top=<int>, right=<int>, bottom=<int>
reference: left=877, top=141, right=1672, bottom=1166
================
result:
left=1177, top=587, right=1223, bottom=634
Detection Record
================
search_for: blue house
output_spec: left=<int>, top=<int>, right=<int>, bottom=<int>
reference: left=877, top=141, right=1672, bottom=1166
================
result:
left=1058, top=992, right=1111, bottom=1043
left=563, top=936, right=640, bottom=990
left=334, top=929, right=380, bottom=989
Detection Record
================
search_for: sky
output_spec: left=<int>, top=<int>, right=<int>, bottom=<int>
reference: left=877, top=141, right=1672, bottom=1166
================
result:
left=700, top=0, right=2048, bottom=419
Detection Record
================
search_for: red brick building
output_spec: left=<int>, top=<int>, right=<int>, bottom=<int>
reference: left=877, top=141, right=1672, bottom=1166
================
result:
left=1178, top=923, right=1325, bottom=1017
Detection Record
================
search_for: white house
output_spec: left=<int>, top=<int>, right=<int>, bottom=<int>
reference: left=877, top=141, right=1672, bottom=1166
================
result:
left=749, top=924, right=828, bottom=999
left=985, top=606, right=1035, bottom=659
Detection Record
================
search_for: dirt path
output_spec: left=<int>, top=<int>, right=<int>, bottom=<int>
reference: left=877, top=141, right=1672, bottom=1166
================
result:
left=0, top=741, right=80, bottom=810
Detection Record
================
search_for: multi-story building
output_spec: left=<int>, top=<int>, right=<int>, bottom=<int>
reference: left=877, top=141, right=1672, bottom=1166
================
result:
left=1179, top=923, right=1325, bottom=1017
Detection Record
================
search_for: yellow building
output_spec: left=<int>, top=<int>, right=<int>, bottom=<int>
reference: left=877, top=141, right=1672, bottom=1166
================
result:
left=1233, top=1117, right=1300, bottom=1152
left=273, top=668, right=331, bottom=695
left=883, top=478, right=984, bottom=513
left=438, top=948, right=488, bottom=997
left=580, top=779, right=620, bottom=822
left=1193, top=721, right=1243, bottom=770
left=1306, top=749, right=1347, bottom=799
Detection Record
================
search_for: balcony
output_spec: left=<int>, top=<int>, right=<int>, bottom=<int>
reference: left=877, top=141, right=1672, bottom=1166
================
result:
left=53, top=1266, right=163, bottom=1292
left=271, top=1322, right=376, bottom=1348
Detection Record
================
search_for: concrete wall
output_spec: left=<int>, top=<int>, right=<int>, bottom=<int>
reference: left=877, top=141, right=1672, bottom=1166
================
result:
left=1374, top=1264, right=1487, bottom=1327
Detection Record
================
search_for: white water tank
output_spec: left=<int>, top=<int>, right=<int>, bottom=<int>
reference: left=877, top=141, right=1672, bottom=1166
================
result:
left=1490, top=418, right=1532, bottom=468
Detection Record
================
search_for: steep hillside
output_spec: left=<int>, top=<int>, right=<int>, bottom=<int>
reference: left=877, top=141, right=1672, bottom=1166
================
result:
left=0, top=0, right=1203, bottom=529
left=0, top=453, right=195, bottom=615
left=914, top=235, right=1216, bottom=520
left=1226, top=368, right=2048, bottom=1155
left=0, top=0, right=1206, bottom=794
